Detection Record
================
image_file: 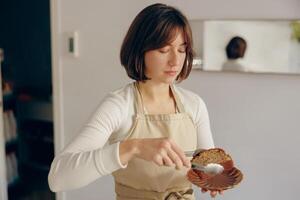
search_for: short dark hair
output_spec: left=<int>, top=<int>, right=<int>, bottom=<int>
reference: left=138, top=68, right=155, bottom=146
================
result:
left=226, top=36, right=247, bottom=59
left=120, top=3, right=194, bottom=82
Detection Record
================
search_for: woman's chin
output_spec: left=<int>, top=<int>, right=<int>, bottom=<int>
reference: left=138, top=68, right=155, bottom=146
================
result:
left=158, top=78, right=175, bottom=84
left=148, top=77, right=177, bottom=85
left=165, top=77, right=178, bottom=84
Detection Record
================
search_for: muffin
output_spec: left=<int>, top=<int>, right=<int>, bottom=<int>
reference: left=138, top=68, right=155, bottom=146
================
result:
left=191, top=148, right=234, bottom=171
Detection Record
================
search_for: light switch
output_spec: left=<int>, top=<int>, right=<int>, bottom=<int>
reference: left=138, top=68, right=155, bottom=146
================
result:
left=67, top=31, right=79, bottom=57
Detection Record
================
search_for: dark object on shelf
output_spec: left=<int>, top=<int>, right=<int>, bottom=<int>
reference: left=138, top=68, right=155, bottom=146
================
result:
left=17, top=99, right=53, bottom=122
left=16, top=87, right=52, bottom=102
left=3, top=92, right=16, bottom=111
left=5, top=138, right=18, bottom=154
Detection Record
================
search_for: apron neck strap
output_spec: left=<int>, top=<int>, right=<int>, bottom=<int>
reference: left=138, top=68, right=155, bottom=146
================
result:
left=133, top=82, right=185, bottom=114
left=133, top=82, right=145, bottom=114
left=170, top=84, right=185, bottom=113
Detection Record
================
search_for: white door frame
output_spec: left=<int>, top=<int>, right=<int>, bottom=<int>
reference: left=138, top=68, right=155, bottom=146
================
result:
left=50, top=0, right=66, bottom=199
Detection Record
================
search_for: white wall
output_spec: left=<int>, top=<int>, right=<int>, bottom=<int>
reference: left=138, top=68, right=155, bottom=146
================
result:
left=51, top=0, right=300, bottom=200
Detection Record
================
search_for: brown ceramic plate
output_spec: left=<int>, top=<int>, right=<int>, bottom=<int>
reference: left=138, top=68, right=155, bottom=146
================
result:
left=187, top=167, right=243, bottom=191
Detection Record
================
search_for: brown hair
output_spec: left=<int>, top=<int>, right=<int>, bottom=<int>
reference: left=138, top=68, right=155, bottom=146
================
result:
left=120, top=3, right=194, bottom=82
left=226, top=36, right=247, bottom=59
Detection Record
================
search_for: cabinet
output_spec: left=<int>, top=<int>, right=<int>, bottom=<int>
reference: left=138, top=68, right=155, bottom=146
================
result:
left=0, top=85, right=55, bottom=199
left=0, top=0, right=54, bottom=199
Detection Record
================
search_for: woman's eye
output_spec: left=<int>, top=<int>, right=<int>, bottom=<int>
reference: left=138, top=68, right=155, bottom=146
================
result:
left=178, top=48, right=186, bottom=53
left=159, top=49, right=169, bottom=53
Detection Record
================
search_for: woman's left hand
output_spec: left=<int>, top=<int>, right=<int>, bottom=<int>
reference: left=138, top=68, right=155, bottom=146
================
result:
left=201, top=188, right=224, bottom=198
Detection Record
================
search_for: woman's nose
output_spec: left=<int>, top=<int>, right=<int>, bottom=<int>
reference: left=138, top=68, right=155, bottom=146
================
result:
left=168, top=51, right=180, bottom=66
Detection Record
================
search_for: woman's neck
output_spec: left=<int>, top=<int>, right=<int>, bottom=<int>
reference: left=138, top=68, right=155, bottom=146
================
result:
left=137, top=81, right=172, bottom=103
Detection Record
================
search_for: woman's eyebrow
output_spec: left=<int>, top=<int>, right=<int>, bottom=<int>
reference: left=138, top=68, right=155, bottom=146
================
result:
left=165, top=42, right=187, bottom=47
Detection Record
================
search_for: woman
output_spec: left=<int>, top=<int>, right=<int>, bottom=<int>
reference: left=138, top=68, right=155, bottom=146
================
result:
left=48, top=3, right=223, bottom=199
left=222, top=36, right=248, bottom=72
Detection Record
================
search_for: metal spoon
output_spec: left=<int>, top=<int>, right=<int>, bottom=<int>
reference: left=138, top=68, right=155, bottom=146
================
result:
left=184, top=149, right=205, bottom=157
left=191, top=162, right=224, bottom=175
left=184, top=150, right=224, bottom=175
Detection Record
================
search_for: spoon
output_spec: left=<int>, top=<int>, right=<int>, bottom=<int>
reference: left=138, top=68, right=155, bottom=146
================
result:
left=184, top=149, right=224, bottom=175
left=191, top=162, right=224, bottom=175
left=184, top=149, right=205, bottom=157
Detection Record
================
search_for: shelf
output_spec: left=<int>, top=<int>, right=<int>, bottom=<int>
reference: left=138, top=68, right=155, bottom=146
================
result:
left=17, top=99, right=53, bottom=122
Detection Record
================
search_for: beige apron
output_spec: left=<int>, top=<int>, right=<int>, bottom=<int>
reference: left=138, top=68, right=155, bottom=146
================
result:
left=111, top=82, right=197, bottom=200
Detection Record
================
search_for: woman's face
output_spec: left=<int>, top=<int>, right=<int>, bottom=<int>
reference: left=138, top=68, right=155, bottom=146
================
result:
left=144, top=31, right=186, bottom=84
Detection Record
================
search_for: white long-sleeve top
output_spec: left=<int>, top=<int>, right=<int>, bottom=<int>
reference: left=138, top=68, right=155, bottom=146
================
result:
left=48, top=82, right=214, bottom=192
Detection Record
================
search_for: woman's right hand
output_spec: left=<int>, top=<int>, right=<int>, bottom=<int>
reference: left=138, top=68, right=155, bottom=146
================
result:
left=119, top=138, right=191, bottom=169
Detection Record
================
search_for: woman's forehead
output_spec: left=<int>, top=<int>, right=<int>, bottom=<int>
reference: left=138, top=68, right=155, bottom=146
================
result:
left=166, top=31, right=186, bottom=46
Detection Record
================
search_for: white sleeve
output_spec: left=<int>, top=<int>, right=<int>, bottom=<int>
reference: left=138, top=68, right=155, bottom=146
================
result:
left=48, top=93, right=127, bottom=192
left=194, top=96, right=215, bottom=149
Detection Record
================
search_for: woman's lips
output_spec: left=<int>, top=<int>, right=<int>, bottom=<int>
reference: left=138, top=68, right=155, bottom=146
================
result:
left=164, top=71, right=177, bottom=76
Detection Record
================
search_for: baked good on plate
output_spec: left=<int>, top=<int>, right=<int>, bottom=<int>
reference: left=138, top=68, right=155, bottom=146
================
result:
left=187, top=148, right=243, bottom=191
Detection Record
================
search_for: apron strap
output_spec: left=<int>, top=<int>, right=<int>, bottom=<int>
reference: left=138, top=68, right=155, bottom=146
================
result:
left=170, top=84, right=185, bottom=113
left=133, top=82, right=145, bottom=114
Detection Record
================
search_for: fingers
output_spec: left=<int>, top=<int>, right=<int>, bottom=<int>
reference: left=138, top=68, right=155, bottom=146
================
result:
left=153, top=154, right=164, bottom=166
left=167, top=148, right=183, bottom=169
left=160, top=150, right=174, bottom=167
left=154, top=138, right=190, bottom=169
left=201, top=188, right=224, bottom=197
left=168, top=139, right=190, bottom=168
left=210, top=190, right=217, bottom=198
left=155, top=142, right=181, bottom=168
